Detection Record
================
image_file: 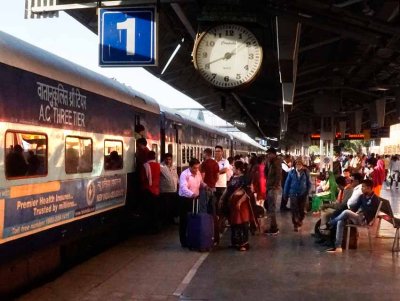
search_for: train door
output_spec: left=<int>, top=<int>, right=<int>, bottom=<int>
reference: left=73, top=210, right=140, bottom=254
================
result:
left=160, top=112, right=166, bottom=160
left=175, top=124, right=183, bottom=174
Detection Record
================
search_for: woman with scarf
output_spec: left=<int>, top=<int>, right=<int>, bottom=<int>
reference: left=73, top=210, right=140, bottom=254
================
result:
left=372, top=158, right=385, bottom=196
left=311, top=171, right=338, bottom=212
left=220, top=160, right=253, bottom=251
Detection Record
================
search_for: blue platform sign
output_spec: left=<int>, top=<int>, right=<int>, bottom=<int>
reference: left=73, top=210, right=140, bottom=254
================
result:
left=99, top=6, right=157, bottom=66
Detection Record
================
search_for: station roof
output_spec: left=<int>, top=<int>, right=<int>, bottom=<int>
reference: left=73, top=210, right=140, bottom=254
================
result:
left=32, top=0, right=400, bottom=146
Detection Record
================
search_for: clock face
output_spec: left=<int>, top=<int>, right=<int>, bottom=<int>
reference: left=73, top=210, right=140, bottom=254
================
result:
left=193, top=24, right=263, bottom=89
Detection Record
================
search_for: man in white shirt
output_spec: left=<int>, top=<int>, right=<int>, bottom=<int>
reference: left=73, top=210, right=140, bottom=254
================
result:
left=213, top=145, right=230, bottom=244
left=214, top=145, right=230, bottom=199
left=178, top=158, right=205, bottom=247
left=160, top=153, right=179, bottom=224
left=346, top=175, right=364, bottom=208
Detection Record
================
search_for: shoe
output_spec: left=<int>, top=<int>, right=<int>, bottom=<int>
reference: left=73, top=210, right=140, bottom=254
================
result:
left=319, top=224, right=327, bottom=230
left=326, top=247, right=343, bottom=253
left=264, top=228, right=279, bottom=236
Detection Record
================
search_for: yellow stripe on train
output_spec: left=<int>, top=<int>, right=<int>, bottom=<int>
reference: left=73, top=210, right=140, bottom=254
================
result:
left=10, top=181, right=61, bottom=198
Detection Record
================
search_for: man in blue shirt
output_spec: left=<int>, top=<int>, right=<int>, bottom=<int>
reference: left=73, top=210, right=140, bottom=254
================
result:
left=283, top=159, right=311, bottom=232
left=326, top=179, right=380, bottom=253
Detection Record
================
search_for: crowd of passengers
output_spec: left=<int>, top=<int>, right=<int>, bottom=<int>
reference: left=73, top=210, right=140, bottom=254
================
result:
left=135, top=137, right=394, bottom=253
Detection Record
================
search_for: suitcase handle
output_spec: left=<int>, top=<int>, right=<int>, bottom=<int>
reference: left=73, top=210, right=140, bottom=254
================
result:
left=192, top=197, right=199, bottom=214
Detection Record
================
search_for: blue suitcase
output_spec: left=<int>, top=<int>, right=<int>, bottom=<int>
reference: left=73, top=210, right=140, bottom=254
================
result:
left=187, top=198, right=214, bottom=251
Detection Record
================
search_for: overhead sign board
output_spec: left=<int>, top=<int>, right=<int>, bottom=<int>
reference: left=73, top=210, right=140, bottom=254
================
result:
left=310, top=133, right=365, bottom=140
left=370, top=126, right=390, bottom=138
left=99, top=6, right=157, bottom=66
left=234, top=120, right=246, bottom=128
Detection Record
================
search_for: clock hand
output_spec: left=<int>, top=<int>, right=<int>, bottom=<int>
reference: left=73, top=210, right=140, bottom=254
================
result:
left=205, top=38, right=252, bottom=66
left=207, top=56, right=227, bottom=66
left=205, top=50, right=237, bottom=67
left=227, top=37, right=253, bottom=57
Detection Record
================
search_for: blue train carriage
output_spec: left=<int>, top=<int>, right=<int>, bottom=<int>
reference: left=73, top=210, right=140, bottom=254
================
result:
left=0, top=31, right=160, bottom=293
left=231, top=133, right=266, bottom=157
left=160, top=106, right=231, bottom=172
left=159, top=106, right=184, bottom=172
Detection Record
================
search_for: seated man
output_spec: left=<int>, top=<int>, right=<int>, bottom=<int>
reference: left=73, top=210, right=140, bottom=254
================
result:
left=326, top=179, right=380, bottom=253
left=316, top=173, right=363, bottom=241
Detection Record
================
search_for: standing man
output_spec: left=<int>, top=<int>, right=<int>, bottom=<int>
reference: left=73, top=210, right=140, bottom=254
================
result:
left=214, top=145, right=230, bottom=199
left=132, top=138, right=150, bottom=211
left=141, top=151, right=161, bottom=233
left=283, top=159, right=311, bottom=231
left=264, top=147, right=282, bottom=235
left=200, top=148, right=219, bottom=213
left=136, top=138, right=150, bottom=175
left=160, top=153, right=179, bottom=224
left=200, top=148, right=220, bottom=243
left=214, top=145, right=230, bottom=244
left=178, top=158, right=205, bottom=248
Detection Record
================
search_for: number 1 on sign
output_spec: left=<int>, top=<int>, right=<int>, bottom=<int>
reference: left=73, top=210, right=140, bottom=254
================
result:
left=117, top=18, right=136, bottom=56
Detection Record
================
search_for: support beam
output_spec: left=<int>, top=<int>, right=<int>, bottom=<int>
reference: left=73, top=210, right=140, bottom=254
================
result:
left=170, top=3, right=196, bottom=40
left=27, top=0, right=196, bottom=14
left=299, top=37, right=342, bottom=53
left=276, top=17, right=301, bottom=106
left=231, top=92, right=266, bottom=138
left=295, top=86, right=378, bottom=98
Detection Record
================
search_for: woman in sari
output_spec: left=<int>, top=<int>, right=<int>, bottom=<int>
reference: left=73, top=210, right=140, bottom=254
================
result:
left=220, top=161, right=252, bottom=251
left=311, top=171, right=338, bottom=212
left=372, top=158, right=385, bottom=196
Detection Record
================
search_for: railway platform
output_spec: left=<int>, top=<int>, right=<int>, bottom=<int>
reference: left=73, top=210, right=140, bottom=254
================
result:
left=16, top=188, right=400, bottom=301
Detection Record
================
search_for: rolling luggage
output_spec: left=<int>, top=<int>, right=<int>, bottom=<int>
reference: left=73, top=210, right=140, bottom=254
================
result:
left=187, top=198, right=214, bottom=251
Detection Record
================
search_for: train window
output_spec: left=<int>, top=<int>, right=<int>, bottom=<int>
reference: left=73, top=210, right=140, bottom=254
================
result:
left=151, top=144, right=158, bottom=161
left=65, top=136, right=92, bottom=174
left=182, top=146, right=186, bottom=164
left=5, top=131, right=48, bottom=179
left=104, top=140, right=123, bottom=170
left=167, top=144, right=173, bottom=155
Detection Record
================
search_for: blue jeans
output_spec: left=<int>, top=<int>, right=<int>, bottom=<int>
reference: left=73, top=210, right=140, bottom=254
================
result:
left=330, top=209, right=363, bottom=248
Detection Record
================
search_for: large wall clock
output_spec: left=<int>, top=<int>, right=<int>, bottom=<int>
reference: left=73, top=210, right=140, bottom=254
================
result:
left=193, top=24, right=263, bottom=89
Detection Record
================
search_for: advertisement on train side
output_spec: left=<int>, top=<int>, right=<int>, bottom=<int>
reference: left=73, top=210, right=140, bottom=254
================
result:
left=0, top=174, right=126, bottom=243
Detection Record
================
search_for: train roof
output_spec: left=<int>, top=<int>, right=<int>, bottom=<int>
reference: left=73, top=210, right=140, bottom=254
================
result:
left=0, top=31, right=159, bottom=115
left=160, top=105, right=231, bottom=139
left=161, top=105, right=265, bottom=151
left=231, top=132, right=266, bottom=151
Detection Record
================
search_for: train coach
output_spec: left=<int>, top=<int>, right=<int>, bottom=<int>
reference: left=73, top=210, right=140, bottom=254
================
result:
left=0, top=31, right=264, bottom=296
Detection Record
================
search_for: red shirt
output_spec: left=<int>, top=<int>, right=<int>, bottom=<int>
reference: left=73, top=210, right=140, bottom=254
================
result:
left=200, top=158, right=219, bottom=188
left=141, top=161, right=161, bottom=196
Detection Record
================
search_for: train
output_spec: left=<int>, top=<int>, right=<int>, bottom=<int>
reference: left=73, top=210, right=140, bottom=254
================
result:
left=0, top=31, right=264, bottom=296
